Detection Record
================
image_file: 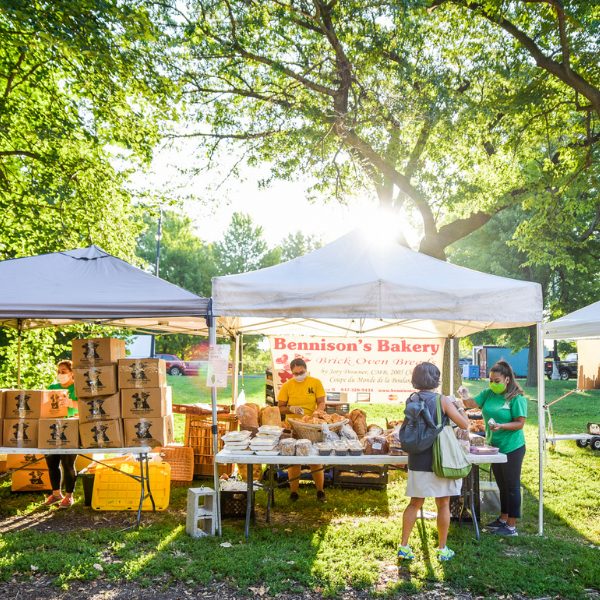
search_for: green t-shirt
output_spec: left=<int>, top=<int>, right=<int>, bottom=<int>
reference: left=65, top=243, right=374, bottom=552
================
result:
left=48, top=382, right=78, bottom=417
left=473, top=389, right=527, bottom=454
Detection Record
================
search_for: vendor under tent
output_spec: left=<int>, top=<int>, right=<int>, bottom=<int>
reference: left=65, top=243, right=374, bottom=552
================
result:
left=212, top=227, right=547, bottom=534
left=0, top=244, right=225, bottom=535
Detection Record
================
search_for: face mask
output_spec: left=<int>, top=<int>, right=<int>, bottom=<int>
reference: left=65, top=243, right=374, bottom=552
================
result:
left=293, top=373, right=307, bottom=383
left=489, top=381, right=507, bottom=394
left=57, top=373, right=71, bottom=385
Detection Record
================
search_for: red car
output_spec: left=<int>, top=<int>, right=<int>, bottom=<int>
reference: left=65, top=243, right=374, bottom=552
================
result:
left=155, top=354, right=206, bottom=376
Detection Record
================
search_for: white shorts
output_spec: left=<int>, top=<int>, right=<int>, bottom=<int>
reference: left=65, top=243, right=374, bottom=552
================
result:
left=405, top=469, right=462, bottom=498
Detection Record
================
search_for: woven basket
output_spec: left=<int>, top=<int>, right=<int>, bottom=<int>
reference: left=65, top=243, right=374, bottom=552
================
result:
left=289, top=419, right=349, bottom=443
left=159, top=444, right=194, bottom=486
left=85, top=453, right=136, bottom=475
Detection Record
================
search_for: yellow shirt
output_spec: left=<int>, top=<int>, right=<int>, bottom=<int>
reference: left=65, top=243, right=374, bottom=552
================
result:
left=278, top=376, right=325, bottom=422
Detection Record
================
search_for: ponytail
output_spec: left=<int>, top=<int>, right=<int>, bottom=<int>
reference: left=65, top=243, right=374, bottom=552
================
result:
left=490, top=360, right=523, bottom=401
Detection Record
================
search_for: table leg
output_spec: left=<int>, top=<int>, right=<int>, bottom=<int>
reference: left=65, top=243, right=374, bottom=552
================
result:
left=144, top=453, right=156, bottom=512
left=245, top=464, right=253, bottom=539
left=137, top=455, right=145, bottom=528
left=470, top=466, right=480, bottom=540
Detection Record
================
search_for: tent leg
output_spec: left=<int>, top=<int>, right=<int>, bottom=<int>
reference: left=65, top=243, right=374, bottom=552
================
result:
left=449, top=336, right=454, bottom=395
left=17, top=319, right=22, bottom=388
left=232, top=334, right=240, bottom=409
left=209, top=317, right=222, bottom=537
left=537, top=322, right=545, bottom=536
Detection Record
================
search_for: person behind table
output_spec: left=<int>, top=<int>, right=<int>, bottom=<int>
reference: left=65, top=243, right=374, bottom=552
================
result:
left=277, top=358, right=327, bottom=504
left=458, top=360, right=526, bottom=536
left=42, top=359, right=79, bottom=509
left=398, top=362, right=469, bottom=562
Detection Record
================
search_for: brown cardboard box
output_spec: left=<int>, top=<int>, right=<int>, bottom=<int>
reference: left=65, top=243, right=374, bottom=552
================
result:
left=73, top=365, right=118, bottom=398
left=41, top=389, right=70, bottom=419
left=38, top=418, right=80, bottom=450
left=79, top=419, right=124, bottom=449
left=118, top=359, right=167, bottom=390
left=0, top=389, right=5, bottom=420
left=123, top=415, right=174, bottom=448
left=120, top=387, right=172, bottom=419
left=0, top=418, right=2, bottom=446
left=12, top=469, right=52, bottom=492
left=72, top=337, right=127, bottom=368
left=78, top=393, right=121, bottom=424
left=3, top=419, right=40, bottom=449
left=6, top=454, right=47, bottom=469
left=5, top=390, right=42, bottom=419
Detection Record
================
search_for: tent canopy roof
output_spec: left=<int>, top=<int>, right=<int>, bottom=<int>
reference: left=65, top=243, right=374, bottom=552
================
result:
left=543, top=301, right=600, bottom=340
left=213, top=228, right=543, bottom=338
left=0, top=245, right=210, bottom=333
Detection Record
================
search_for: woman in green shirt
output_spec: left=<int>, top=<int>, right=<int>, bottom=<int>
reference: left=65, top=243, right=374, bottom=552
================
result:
left=42, top=360, right=79, bottom=509
left=458, top=360, right=527, bottom=536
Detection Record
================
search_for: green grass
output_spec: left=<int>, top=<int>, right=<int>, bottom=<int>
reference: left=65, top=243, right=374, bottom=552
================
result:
left=1, top=377, right=599, bottom=597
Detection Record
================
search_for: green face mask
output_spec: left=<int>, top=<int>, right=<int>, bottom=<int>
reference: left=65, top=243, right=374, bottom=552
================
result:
left=489, top=381, right=507, bottom=394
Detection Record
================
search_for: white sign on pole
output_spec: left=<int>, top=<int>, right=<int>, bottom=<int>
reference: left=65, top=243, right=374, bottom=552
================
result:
left=269, top=335, right=445, bottom=402
left=206, top=344, right=230, bottom=388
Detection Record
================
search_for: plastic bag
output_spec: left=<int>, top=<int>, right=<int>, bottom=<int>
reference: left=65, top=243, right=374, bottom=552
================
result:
left=340, top=423, right=358, bottom=441
left=322, top=424, right=340, bottom=443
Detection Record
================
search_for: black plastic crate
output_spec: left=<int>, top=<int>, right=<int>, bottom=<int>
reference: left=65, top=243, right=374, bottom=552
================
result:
left=333, top=465, right=388, bottom=490
left=220, top=490, right=255, bottom=519
left=80, top=472, right=95, bottom=507
left=265, top=385, right=276, bottom=406
left=325, top=402, right=350, bottom=415
left=450, top=468, right=480, bottom=522
left=263, top=466, right=334, bottom=488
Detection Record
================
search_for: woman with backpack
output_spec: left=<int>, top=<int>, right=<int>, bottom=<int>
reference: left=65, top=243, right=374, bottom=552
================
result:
left=398, top=362, right=469, bottom=561
left=457, top=360, right=527, bottom=537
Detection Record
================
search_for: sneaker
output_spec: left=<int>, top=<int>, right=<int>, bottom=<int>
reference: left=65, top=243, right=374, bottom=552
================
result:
left=485, top=517, right=507, bottom=529
left=397, top=544, right=414, bottom=560
left=316, top=491, right=327, bottom=504
left=289, top=492, right=299, bottom=502
left=437, top=547, right=455, bottom=561
left=42, top=495, right=63, bottom=506
left=58, top=497, right=74, bottom=509
left=489, top=524, right=518, bottom=536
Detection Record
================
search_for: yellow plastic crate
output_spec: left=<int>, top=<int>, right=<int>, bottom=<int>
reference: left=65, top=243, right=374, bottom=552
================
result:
left=91, top=461, right=171, bottom=511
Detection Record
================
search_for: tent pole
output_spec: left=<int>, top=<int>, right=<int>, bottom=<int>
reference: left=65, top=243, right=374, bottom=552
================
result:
left=208, top=314, right=222, bottom=536
left=232, top=333, right=240, bottom=408
left=537, top=322, right=545, bottom=536
left=17, top=319, right=22, bottom=388
left=449, top=336, right=454, bottom=395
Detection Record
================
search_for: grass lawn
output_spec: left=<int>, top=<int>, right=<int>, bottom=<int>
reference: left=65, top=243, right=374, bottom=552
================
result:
left=0, top=376, right=599, bottom=598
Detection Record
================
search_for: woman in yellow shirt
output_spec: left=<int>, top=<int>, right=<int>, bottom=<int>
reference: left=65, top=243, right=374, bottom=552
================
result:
left=278, top=358, right=327, bottom=503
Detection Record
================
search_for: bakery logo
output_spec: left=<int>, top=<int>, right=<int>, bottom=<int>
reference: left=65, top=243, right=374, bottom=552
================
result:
left=130, top=362, right=149, bottom=382
left=86, top=398, right=106, bottom=416
left=308, top=387, right=314, bottom=394
left=49, top=423, right=68, bottom=442
left=132, top=392, right=151, bottom=410
left=82, top=340, right=100, bottom=360
left=50, top=393, right=62, bottom=410
left=24, top=454, right=37, bottom=464
left=84, top=369, right=103, bottom=389
left=29, top=471, right=45, bottom=486
left=15, top=393, right=31, bottom=411
left=91, top=423, right=110, bottom=443
left=12, top=422, right=29, bottom=440
left=135, top=421, right=153, bottom=439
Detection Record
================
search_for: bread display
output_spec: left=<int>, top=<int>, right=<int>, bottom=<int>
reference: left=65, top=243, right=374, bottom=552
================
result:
left=280, top=438, right=297, bottom=456
left=312, top=409, right=333, bottom=424
left=349, top=409, right=367, bottom=437
left=468, top=419, right=486, bottom=432
left=236, top=404, right=259, bottom=429
left=469, top=433, right=486, bottom=446
left=296, top=439, right=311, bottom=456
left=330, top=413, right=346, bottom=423
left=363, top=435, right=388, bottom=455
left=367, top=424, right=384, bottom=436
left=260, top=406, right=283, bottom=427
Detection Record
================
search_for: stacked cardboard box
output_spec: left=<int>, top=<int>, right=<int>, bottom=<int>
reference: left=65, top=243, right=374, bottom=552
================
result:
left=119, top=358, right=174, bottom=447
left=8, top=453, right=52, bottom=492
left=73, top=337, right=126, bottom=449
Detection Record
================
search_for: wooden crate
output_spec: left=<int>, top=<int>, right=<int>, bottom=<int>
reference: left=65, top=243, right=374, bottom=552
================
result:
left=184, top=413, right=238, bottom=478
left=159, top=444, right=194, bottom=486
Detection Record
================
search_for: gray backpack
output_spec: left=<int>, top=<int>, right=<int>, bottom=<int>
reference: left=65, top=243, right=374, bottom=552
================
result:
left=398, top=392, right=443, bottom=454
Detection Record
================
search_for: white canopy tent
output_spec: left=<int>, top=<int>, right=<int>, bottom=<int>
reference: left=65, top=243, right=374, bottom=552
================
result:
left=0, top=245, right=226, bottom=534
left=212, top=227, right=547, bottom=534
left=543, top=301, right=600, bottom=340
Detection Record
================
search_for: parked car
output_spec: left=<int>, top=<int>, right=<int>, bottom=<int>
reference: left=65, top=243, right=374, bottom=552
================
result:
left=155, top=353, right=206, bottom=376
left=545, top=353, right=578, bottom=381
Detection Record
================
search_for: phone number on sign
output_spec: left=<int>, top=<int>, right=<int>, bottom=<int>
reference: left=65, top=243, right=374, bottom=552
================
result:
left=340, top=388, right=374, bottom=392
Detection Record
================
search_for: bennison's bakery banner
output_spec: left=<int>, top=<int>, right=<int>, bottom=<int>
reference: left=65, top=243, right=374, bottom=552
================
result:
left=269, top=335, right=445, bottom=402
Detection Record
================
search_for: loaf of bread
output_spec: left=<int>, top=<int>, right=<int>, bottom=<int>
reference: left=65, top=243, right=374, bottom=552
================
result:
left=349, top=409, right=367, bottom=437
left=261, top=406, right=282, bottom=427
left=363, top=435, right=388, bottom=455
left=312, top=410, right=333, bottom=424
left=330, top=413, right=346, bottom=423
left=236, top=404, right=259, bottom=428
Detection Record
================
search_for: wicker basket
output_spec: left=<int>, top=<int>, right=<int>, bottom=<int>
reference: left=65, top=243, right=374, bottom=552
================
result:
left=85, top=453, right=136, bottom=475
left=289, top=419, right=349, bottom=443
left=159, top=444, right=194, bottom=486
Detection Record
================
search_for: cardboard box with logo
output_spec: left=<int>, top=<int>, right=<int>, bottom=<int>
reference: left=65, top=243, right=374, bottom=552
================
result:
left=12, top=469, right=52, bottom=492
left=0, top=389, right=5, bottom=420
left=3, top=419, right=40, bottom=449
left=5, top=390, right=71, bottom=419
left=72, top=337, right=127, bottom=368
left=38, top=418, right=80, bottom=450
left=74, top=365, right=118, bottom=398
left=118, top=359, right=167, bottom=390
left=79, top=418, right=124, bottom=449
left=6, top=454, right=47, bottom=470
left=123, top=415, right=174, bottom=448
left=78, top=393, right=121, bottom=423
left=121, top=387, right=172, bottom=419
left=41, top=390, right=71, bottom=418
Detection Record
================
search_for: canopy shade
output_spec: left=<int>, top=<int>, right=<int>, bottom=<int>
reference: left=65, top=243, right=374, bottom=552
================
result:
left=213, top=228, right=543, bottom=338
left=0, top=245, right=210, bottom=333
left=543, top=301, right=600, bottom=340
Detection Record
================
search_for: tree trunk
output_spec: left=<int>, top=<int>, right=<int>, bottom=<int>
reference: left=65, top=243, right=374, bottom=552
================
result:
left=441, top=338, right=462, bottom=396
left=526, top=324, right=538, bottom=388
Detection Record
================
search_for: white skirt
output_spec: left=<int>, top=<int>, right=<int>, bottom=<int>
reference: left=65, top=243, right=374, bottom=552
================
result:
left=405, top=470, right=462, bottom=498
